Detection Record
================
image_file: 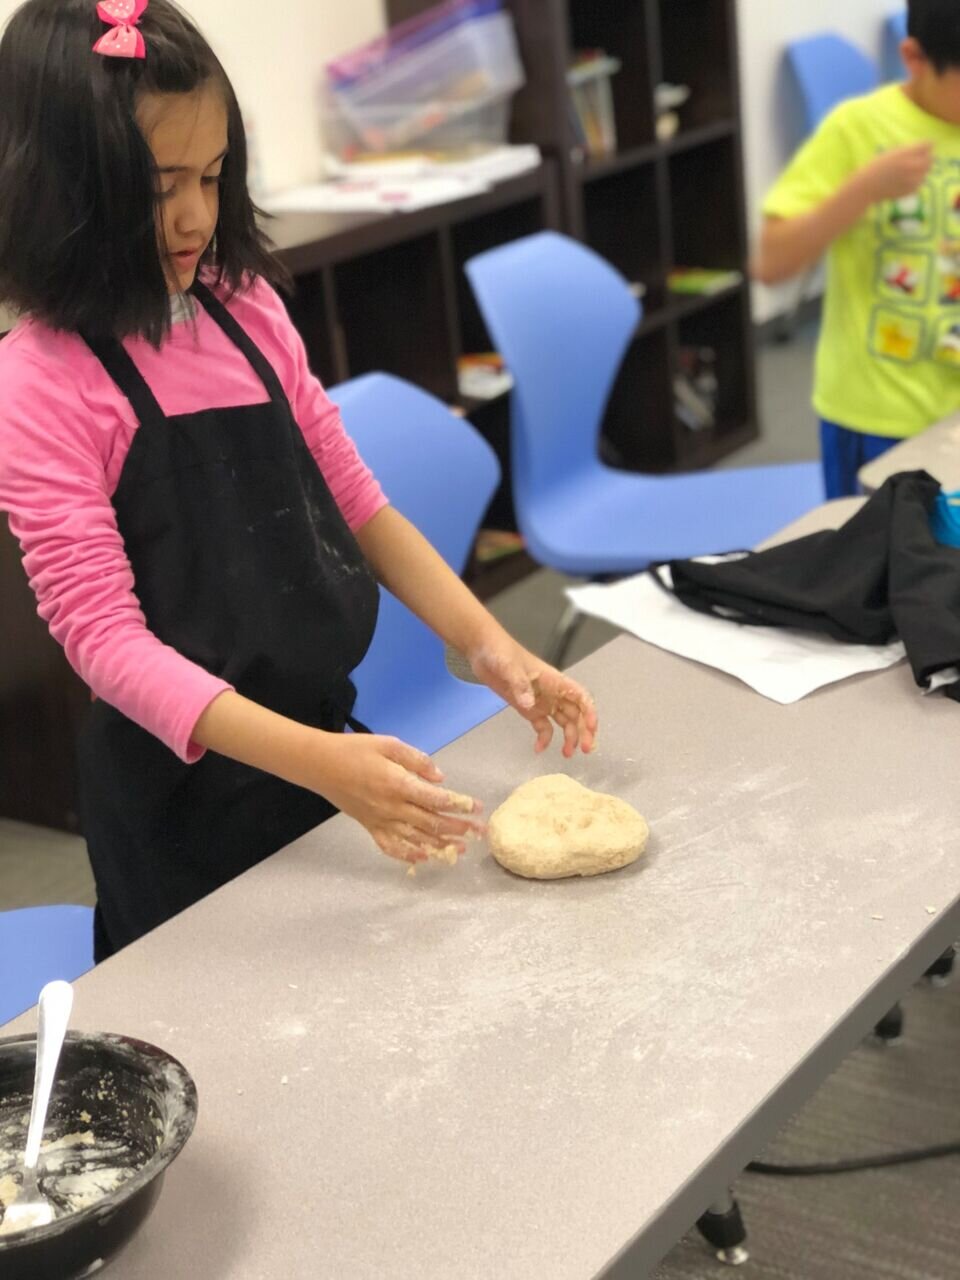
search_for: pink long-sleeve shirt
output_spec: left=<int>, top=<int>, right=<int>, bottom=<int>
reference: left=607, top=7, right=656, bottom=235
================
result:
left=0, top=276, right=386, bottom=763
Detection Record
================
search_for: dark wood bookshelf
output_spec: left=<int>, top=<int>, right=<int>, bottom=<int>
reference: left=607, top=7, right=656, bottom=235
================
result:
left=387, top=0, right=759, bottom=474
left=267, top=165, right=560, bottom=401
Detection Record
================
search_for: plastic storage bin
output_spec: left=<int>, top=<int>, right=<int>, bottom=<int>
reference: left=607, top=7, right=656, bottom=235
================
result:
left=323, top=9, right=525, bottom=157
left=326, top=0, right=503, bottom=87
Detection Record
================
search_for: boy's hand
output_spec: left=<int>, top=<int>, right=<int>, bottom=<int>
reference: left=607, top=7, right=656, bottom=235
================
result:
left=314, top=734, right=485, bottom=865
left=859, top=143, right=934, bottom=203
left=468, top=637, right=599, bottom=757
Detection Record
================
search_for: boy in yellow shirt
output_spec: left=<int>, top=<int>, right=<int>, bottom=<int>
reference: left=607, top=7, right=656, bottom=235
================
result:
left=755, top=0, right=960, bottom=497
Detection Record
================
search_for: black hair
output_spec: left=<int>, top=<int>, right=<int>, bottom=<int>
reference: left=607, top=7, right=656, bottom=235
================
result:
left=0, top=0, right=289, bottom=343
left=908, top=0, right=960, bottom=73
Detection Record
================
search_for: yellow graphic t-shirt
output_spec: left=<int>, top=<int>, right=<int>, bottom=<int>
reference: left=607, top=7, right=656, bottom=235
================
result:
left=765, top=84, right=960, bottom=438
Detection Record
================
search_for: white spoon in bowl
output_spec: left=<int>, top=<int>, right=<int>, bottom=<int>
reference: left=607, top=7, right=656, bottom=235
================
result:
left=1, top=980, right=74, bottom=1235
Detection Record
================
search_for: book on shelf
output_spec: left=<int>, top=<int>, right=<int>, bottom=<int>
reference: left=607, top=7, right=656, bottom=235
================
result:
left=567, top=51, right=621, bottom=158
left=667, top=267, right=743, bottom=296
left=674, top=346, right=718, bottom=433
left=653, top=83, right=691, bottom=141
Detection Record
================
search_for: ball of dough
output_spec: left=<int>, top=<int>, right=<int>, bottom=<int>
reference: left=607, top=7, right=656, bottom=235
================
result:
left=488, top=775, right=649, bottom=880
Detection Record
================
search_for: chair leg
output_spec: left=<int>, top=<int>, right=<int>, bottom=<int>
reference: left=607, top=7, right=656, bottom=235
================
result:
left=544, top=601, right=584, bottom=669
left=697, top=1192, right=750, bottom=1267
left=925, top=946, right=956, bottom=988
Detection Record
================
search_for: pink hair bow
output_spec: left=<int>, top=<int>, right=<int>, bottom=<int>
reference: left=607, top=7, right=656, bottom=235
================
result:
left=93, top=0, right=148, bottom=60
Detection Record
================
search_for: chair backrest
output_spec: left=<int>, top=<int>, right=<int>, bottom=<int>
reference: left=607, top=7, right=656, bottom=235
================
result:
left=786, top=33, right=880, bottom=134
left=333, top=373, right=500, bottom=725
left=884, top=12, right=908, bottom=81
left=334, top=372, right=499, bottom=571
left=465, top=231, right=639, bottom=514
left=0, top=905, right=94, bottom=1027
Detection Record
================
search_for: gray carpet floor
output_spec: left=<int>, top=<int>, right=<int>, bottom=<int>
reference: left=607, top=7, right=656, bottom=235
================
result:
left=4, top=326, right=959, bottom=1276
left=653, top=979, right=960, bottom=1279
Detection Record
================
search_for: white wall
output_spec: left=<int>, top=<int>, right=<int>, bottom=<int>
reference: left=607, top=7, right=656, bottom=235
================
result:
left=0, top=0, right=385, bottom=194
left=737, top=0, right=899, bottom=322
left=187, top=0, right=385, bottom=194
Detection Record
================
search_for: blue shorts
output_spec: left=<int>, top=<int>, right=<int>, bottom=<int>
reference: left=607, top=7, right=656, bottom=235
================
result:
left=819, top=420, right=900, bottom=500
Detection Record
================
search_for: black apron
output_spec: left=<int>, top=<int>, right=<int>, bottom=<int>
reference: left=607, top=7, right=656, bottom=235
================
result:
left=77, top=282, right=379, bottom=961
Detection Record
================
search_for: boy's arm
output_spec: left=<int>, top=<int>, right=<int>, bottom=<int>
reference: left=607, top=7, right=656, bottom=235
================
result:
left=753, top=142, right=933, bottom=285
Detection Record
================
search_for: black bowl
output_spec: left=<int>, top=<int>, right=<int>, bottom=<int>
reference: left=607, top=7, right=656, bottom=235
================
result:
left=0, top=1031, right=197, bottom=1279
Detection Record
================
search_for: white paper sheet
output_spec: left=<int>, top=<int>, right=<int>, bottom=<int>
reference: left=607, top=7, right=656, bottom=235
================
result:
left=567, top=569, right=906, bottom=704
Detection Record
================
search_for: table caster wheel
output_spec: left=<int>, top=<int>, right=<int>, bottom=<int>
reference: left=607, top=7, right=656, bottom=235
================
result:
left=718, top=1245, right=750, bottom=1267
left=698, top=1197, right=748, bottom=1268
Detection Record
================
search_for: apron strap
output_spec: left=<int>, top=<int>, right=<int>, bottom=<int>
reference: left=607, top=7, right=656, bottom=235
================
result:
left=81, top=334, right=166, bottom=430
left=191, top=280, right=289, bottom=406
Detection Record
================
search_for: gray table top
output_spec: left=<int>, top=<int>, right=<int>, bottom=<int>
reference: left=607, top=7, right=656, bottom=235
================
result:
left=5, top=501, right=960, bottom=1279
left=859, top=410, right=960, bottom=494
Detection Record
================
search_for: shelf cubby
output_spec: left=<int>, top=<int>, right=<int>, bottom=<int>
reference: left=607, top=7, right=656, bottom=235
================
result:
left=282, top=268, right=342, bottom=388
left=333, top=234, right=459, bottom=403
left=451, top=195, right=548, bottom=357
left=673, top=289, right=752, bottom=468
left=582, top=161, right=665, bottom=309
left=601, top=329, right=675, bottom=473
left=669, top=135, right=746, bottom=272
left=657, top=0, right=737, bottom=131
left=567, top=0, right=657, bottom=152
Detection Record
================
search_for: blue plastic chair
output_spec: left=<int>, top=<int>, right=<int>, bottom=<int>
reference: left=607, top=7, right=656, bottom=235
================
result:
left=786, top=33, right=880, bottom=133
left=884, top=12, right=908, bottom=81
left=0, top=905, right=94, bottom=1028
left=465, top=233, right=825, bottom=660
left=333, top=373, right=506, bottom=753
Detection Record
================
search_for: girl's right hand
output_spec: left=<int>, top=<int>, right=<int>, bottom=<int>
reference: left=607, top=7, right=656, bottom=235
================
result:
left=311, top=733, right=485, bottom=866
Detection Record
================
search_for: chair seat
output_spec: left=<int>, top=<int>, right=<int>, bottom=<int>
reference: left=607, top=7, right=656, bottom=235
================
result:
left=523, top=460, right=826, bottom=576
left=0, top=905, right=94, bottom=1028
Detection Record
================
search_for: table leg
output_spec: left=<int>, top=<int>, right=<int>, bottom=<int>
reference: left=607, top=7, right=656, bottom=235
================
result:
left=696, top=1192, right=749, bottom=1267
left=873, top=1002, right=904, bottom=1043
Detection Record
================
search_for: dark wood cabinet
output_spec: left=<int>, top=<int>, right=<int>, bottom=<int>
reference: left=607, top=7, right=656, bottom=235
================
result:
left=387, top=0, right=759, bottom=473
left=267, top=166, right=560, bottom=407
left=0, top=518, right=88, bottom=832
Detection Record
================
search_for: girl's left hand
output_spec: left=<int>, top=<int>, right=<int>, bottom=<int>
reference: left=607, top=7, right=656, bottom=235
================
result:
left=468, top=636, right=598, bottom=758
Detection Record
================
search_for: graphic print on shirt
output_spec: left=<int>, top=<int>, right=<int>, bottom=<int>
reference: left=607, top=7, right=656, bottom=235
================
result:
left=871, top=157, right=960, bottom=367
left=933, top=314, right=960, bottom=366
left=876, top=248, right=932, bottom=304
left=878, top=185, right=934, bottom=239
